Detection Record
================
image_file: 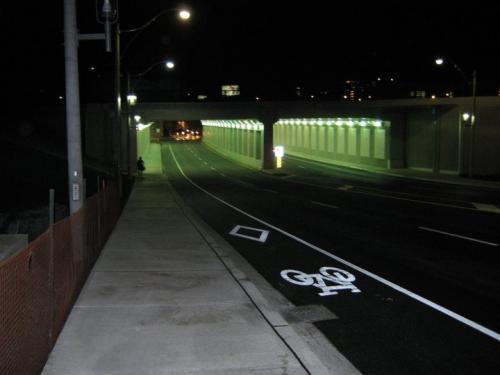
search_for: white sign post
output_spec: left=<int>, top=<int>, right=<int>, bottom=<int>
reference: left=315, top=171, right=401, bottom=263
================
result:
left=273, top=145, right=285, bottom=168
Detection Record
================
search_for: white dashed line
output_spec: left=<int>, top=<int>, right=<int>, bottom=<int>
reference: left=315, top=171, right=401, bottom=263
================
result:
left=311, top=201, right=338, bottom=209
left=472, top=202, right=500, bottom=214
left=338, top=185, right=354, bottom=191
left=418, top=226, right=498, bottom=247
left=261, top=189, right=278, bottom=194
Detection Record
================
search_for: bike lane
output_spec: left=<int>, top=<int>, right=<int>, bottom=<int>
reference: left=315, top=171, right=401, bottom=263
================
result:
left=164, top=143, right=500, bottom=375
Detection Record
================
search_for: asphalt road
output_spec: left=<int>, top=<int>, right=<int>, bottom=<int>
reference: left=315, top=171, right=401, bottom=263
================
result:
left=162, top=141, right=500, bottom=375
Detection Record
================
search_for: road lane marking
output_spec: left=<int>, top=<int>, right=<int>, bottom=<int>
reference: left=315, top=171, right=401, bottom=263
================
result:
left=261, top=188, right=278, bottom=194
left=338, top=185, right=354, bottom=191
left=311, top=201, right=338, bottom=209
left=230, top=225, right=270, bottom=243
left=472, top=202, right=500, bottom=214
left=281, top=267, right=361, bottom=296
left=169, top=144, right=500, bottom=342
left=418, top=226, right=499, bottom=247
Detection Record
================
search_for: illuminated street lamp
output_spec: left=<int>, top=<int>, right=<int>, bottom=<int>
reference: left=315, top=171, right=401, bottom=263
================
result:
left=120, top=9, right=191, bottom=59
left=127, top=93, right=137, bottom=106
left=126, top=58, right=176, bottom=103
left=179, top=10, right=191, bottom=20
left=124, top=57, right=175, bottom=175
left=435, top=57, right=477, bottom=177
left=114, top=8, right=190, bottom=175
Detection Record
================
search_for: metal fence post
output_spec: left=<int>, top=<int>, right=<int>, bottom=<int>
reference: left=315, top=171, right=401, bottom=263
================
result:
left=97, top=176, right=102, bottom=247
left=48, top=189, right=55, bottom=346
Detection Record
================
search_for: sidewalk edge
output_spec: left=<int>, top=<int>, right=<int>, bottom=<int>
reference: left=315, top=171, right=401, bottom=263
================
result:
left=162, top=172, right=361, bottom=375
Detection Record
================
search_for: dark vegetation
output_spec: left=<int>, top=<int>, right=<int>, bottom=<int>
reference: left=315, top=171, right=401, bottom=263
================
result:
left=0, top=136, right=132, bottom=241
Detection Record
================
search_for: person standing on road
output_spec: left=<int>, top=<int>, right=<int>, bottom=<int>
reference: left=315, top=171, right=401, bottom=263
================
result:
left=137, top=157, right=145, bottom=176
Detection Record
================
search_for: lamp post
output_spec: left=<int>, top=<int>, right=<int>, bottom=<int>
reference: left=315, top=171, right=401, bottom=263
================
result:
left=435, top=57, right=477, bottom=178
left=114, top=8, right=191, bottom=177
left=125, top=59, right=175, bottom=175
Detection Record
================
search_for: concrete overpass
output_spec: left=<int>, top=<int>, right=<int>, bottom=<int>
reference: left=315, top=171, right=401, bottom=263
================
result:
left=85, top=97, right=500, bottom=177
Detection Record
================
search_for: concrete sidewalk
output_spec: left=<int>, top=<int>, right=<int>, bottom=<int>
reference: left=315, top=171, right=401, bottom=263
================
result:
left=43, top=144, right=357, bottom=374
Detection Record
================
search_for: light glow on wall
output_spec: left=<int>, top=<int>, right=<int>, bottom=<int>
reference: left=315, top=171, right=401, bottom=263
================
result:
left=137, top=122, right=153, bottom=131
left=201, top=119, right=264, bottom=131
left=276, top=118, right=386, bottom=128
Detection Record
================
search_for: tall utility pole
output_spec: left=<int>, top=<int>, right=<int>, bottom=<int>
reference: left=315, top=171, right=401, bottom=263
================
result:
left=114, top=23, right=123, bottom=176
left=468, top=70, right=477, bottom=178
left=63, top=0, right=84, bottom=214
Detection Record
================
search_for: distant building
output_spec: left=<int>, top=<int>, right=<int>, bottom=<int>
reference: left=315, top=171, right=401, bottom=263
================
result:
left=343, top=80, right=366, bottom=101
left=221, top=85, right=240, bottom=97
left=410, top=90, right=427, bottom=99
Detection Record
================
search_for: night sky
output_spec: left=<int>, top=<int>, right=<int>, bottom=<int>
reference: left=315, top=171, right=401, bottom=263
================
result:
left=2, top=1, right=500, bottom=105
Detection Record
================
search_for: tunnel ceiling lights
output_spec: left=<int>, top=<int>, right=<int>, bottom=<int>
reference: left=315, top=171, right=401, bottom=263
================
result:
left=201, top=119, right=264, bottom=130
left=201, top=118, right=385, bottom=129
left=276, top=118, right=384, bottom=128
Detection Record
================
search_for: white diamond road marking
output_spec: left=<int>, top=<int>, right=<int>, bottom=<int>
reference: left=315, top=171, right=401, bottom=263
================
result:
left=229, top=225, right=270, bottom=243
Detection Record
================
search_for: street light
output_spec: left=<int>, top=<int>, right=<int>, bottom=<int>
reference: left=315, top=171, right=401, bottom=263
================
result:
left=120, top=9, right=191, bottom=59
left=126, top=58, right=176, bottom=105
left=124, top=58, right=176, bottom=175
left=126, top=93, right=137, bottom=106
left=112, top=7, right=191, bottom=176
left=435, top=57, right=477, bottom=177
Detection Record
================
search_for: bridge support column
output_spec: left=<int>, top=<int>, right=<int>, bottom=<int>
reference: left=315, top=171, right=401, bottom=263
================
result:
left=259, top=107, right=278, bottom=170
left=384, top=111, right=406, bottom=169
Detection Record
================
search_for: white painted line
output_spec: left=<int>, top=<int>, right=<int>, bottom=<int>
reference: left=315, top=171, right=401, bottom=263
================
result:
left=311, top=201, right=338, bottom=209
left=418, top=227, right=499, bottom=247
left=261, top=189, right=278, bottom=194
left=338, top=185, right=354, bottom=191
left=229, top=225, right=270, bottom=243
left=168, top=144, right=500, bottom=342
left=472, top=202, right=500, bottom=214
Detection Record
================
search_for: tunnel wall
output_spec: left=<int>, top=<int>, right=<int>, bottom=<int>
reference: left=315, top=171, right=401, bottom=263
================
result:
left=137, top=126, right=151, bottom=160
left=273, top=119, right=390, bottom=169
left=472, top=104, right=500, bottom=176
left=202, top=121, right=264, bottom=169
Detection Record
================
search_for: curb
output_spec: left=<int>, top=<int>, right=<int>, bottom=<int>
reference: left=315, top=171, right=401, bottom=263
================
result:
left=162, top=173, right=361, bottom=375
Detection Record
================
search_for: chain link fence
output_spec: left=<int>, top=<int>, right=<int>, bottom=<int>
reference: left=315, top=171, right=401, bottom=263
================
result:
left=0, top=179, right=121, bottom=374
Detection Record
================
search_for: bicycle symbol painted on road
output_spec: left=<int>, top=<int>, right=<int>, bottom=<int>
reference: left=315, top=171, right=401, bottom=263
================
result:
left=281, top=267, right=361, bottom=297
